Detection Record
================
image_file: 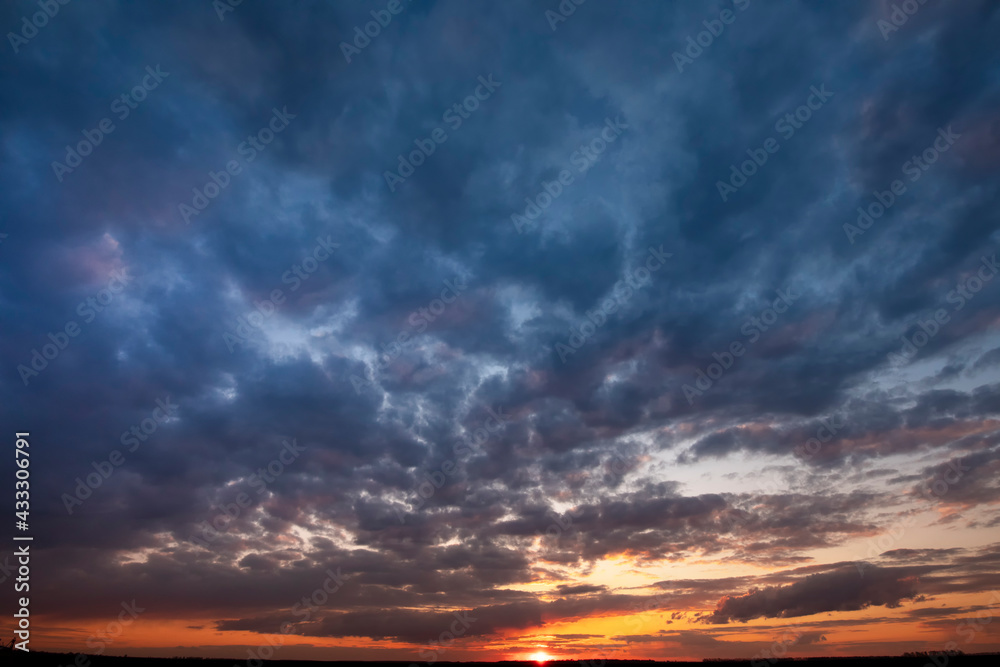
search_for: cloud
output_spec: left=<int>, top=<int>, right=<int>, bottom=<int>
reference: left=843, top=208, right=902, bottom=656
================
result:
left=1, top=0, right=1000, bottom=657
left=702, top=565, right=922, bottom=623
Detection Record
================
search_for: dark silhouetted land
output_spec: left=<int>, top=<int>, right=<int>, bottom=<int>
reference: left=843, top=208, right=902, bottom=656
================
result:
left=3, top=654, right=1000, bottom=667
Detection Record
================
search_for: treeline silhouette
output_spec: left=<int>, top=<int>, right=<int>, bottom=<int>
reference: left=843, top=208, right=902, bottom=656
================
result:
left=3, top=650, right=1000, bottom=667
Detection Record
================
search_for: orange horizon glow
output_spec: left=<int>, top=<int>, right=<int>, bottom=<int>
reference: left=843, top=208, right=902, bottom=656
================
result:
left=9, top=585, right=1000, bottom=663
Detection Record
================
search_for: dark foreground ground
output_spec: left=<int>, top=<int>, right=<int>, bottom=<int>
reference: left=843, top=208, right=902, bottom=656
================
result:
left=3, top=655, right=1000, bottom=667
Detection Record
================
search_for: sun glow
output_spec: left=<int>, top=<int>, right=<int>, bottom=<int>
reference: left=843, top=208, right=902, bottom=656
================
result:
left=530, top=651, right=552, bottom=664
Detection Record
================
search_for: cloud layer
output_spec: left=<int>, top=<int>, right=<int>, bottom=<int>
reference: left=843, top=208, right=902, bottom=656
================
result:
left=1, top=0, right=1000, bottom=660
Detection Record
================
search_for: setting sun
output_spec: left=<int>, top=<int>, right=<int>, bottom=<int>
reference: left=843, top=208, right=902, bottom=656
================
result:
left=530, top=651, right=553, bottom=664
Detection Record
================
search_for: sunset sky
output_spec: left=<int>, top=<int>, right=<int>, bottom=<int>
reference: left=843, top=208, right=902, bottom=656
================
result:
left=2, top=0, right=1000, bottom=662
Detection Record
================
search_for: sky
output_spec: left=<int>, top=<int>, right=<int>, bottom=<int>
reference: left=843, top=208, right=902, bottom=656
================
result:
left=1, top=0, right=1000, bottom=662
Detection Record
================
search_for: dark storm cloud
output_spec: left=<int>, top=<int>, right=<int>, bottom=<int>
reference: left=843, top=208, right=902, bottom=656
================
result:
left=683, top=382, right=1000, bottom=467
left=1, top=0, right=1000, bottom=648
left=701, top=564, right=924, bottom=624
left=556, top=584, right=607, bottom=595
